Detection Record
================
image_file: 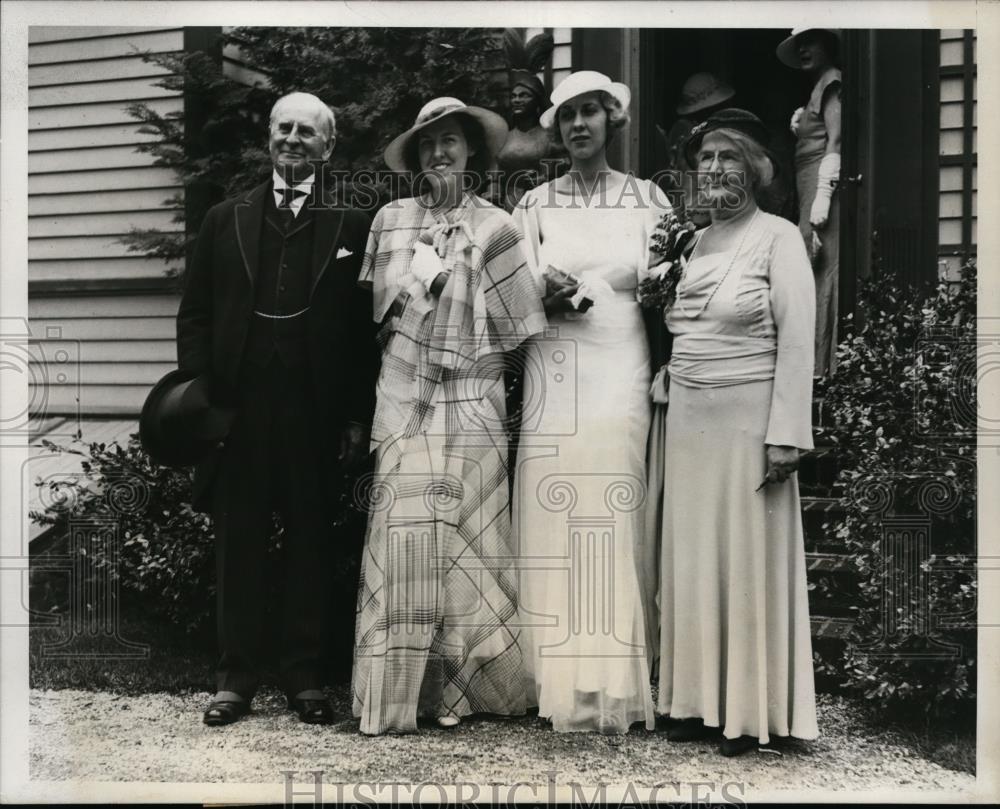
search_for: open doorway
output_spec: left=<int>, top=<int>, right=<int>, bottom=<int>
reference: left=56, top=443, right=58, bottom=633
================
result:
left=638, top=28, right=815, bottom=224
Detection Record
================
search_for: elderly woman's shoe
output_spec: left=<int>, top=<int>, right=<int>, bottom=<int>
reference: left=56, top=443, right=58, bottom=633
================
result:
left=719, top=735, right=758, bottom=757
left=667, top=717, right=713, bottom=742
left=436, top=714, right=461, bottom=728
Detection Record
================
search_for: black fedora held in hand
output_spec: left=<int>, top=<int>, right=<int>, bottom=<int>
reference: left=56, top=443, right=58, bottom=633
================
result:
left=139, top=369, right=236, bottom=468
left=683, top=107, right=772, bottom=166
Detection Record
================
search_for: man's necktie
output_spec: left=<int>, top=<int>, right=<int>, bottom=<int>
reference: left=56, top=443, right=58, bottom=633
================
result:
left=278, top=187, right=309, bottom=210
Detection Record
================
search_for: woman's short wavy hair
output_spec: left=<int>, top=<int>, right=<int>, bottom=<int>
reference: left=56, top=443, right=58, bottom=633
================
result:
left=705, top=127, right=776, bottom=193
left=545, top=90, right=631, bottom=148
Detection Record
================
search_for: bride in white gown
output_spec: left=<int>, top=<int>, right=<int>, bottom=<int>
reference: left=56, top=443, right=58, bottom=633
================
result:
left=512, top=71, right=671, bottom=733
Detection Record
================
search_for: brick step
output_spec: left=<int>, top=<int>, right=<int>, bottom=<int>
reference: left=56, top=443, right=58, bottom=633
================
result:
left=805, top=552, right=855, bottom=574
left=801, top=496, right=845, bottom=548
left=798, top=445, right=842, bottom=490
left=810, top=615, right=855, bottom=640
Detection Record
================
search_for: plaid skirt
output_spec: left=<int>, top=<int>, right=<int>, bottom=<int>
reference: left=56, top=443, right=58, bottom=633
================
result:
left=351, top=374, right=528, bottom=734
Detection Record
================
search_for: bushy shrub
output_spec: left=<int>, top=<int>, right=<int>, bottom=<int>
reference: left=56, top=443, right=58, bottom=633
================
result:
left=31, top=435, right=367, bottom=636
left=32, top=435, right=237, bottom=633
left=817, top=260, right=977, bottom=721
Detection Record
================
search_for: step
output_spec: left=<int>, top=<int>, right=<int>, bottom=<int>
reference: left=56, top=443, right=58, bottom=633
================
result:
left=801, top=496, right=845, bottom=549
left=798, top=445, right=841, bottom=490
left=805, top=552, right=855, bottom=574
left=810, top=615, right=856, bottom=640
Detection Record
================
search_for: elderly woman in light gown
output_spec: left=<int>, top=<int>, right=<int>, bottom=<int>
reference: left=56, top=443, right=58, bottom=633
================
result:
left=654, top=108, right=818, bottom=757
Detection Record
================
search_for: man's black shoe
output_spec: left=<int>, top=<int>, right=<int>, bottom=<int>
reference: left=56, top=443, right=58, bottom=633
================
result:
left=203, top=699, right=251, bottom=726
left=289, top=696, right=335, bottom=725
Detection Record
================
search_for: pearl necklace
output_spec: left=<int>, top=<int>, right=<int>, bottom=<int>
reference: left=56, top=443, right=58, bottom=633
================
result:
left=676, top=209, right=759, bottom=319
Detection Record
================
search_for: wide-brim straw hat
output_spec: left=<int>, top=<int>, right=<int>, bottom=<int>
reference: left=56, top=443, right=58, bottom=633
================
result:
left=776, top=27, right=843, bottom=69
left=539, top=70, right=631, bottom=130
left=384, top=97, right=509, bottom=173
left=676, top=72, right=735, bottom=116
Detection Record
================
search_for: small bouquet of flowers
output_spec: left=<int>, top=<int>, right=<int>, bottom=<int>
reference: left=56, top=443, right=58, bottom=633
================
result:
left=638, top=208, right=698, bottom=311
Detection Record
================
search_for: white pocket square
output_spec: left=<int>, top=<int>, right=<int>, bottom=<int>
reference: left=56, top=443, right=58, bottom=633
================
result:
left=336, top=247, right=353, bottom=259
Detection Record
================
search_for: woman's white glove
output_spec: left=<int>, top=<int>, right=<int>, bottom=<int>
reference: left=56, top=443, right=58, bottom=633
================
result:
left=411, top=240, right=448, bottom=294
left=790, top=106, right=805, bottom=137
left=569, top=272, right=614, bottom=312
left=809, top=152, right=841, bottom=229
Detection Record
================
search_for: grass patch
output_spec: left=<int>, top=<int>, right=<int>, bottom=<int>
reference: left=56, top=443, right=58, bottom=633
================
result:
left=29, top=612, right=215, bottom=695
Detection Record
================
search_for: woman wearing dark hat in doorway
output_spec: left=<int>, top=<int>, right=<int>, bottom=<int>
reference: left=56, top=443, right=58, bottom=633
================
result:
left=654, top=109, right=818, bottom=756
left=661, top=72, right=735, bottom=191
left=351, top=97, right=547, bottom=735
left=778, top=27, right=842, bottom=378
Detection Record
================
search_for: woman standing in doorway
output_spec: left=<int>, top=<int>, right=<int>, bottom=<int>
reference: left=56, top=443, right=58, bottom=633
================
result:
left=778, top=27, right=842, bottom=378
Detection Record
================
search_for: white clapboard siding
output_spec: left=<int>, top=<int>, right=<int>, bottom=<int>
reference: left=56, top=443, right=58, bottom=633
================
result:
left=30, top=54, right=172, bottom=87
left=30, top=234, right=182, bottom=262
left=30, top=97, right=182, bottom=131
left=27, top=28, right=185, bottom=417
left=30, top=294, right=180, bottom=319
left=69, top=362, right=178, bottom=385
left=30, top=315, right=176, bottom=341
left=30, top=78, right=178, bottom=108
left=30, top=145, right=160, bottom=174
left=29, top=210, right=181, bottom=239
left=29, top=188, right=179, bottom=216
left=41, top=385, right=153, bottom=415
left=30, top=167, right=178, bottom=194
left=28, top=291, right=181, bottom=415
left=30, top=124, right=164, bottom=152
left=30, top=258, right=182, bottom=283
left=64, top=339, right=178, bottom=362
left=28, top=29, right=183, bottom=65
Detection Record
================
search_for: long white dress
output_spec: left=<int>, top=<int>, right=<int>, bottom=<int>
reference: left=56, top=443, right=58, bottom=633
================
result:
left=511, top=176, right=669, bottom=733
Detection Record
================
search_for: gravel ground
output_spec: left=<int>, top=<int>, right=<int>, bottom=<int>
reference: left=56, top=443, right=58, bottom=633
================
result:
left=30, top=688, right=974, bottom=796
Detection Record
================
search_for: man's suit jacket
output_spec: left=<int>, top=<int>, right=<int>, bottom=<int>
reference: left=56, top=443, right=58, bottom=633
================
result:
left=176, top=179, right=377, bottom=512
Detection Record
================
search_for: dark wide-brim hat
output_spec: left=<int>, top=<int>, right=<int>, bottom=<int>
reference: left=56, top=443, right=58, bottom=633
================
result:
left=683, top=107, right=774, bottom=168
left=139, top=369, right=236, bottom=468
left=384, top=97, right=509, bottom=173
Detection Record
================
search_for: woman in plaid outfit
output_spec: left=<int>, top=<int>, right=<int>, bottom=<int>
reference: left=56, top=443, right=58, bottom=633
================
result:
left=352, top=98, right=547, bottom=735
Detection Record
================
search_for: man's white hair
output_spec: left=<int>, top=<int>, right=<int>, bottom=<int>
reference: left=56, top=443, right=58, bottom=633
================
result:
left=270, top=92, right=337, bottom=142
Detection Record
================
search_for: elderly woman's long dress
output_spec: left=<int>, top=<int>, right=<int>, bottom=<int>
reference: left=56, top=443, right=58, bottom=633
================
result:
left=512, top=177, right=669, bottom=733
left=352, top=193, right=547, bottom=735
left=656, top=210, right=819, bottom=743
left=795, top=65, right=841, bottom=378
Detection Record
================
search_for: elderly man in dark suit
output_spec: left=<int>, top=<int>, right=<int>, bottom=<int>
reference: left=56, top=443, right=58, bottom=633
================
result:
left=177, top=91, right=376, bottom=726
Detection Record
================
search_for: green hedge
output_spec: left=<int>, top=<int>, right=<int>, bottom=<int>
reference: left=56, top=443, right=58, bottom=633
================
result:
left=815, top=260, right=977, bottom=722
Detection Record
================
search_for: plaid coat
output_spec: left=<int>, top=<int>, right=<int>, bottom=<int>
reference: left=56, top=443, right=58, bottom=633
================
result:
left=353, top=193, right=546, bottom=734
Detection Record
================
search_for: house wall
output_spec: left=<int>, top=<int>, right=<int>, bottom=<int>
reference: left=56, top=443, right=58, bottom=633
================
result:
left=937, top=30, right=977, bottom=278
left=27, top=26, right=183, bottom=416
